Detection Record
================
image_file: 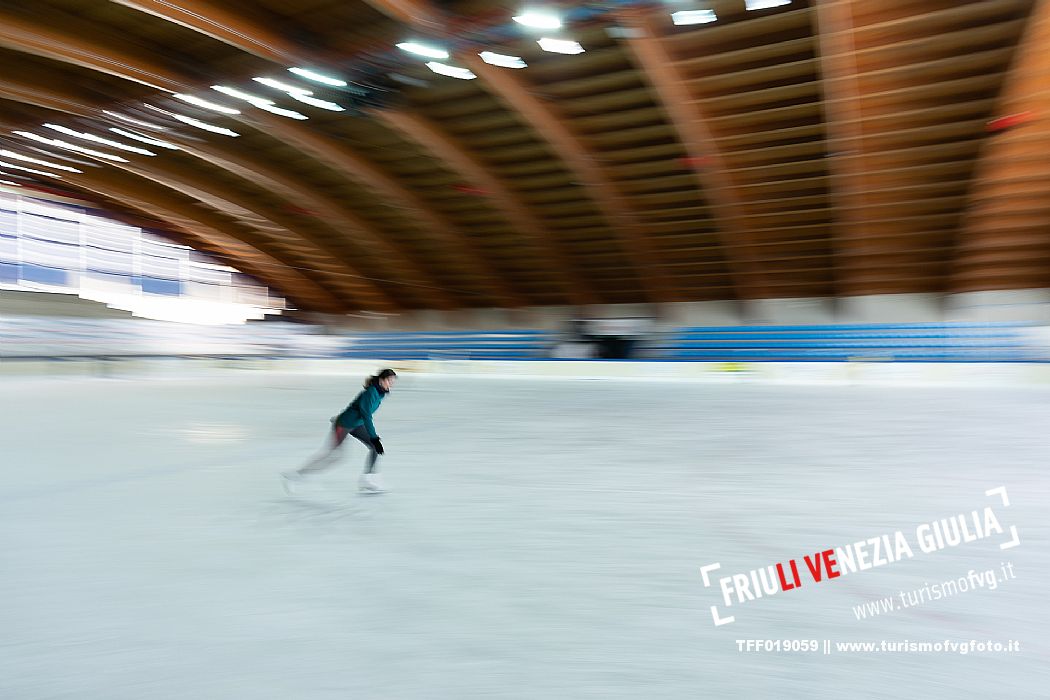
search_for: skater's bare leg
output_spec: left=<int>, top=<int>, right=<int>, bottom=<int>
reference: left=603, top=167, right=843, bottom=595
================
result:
left=298, top=448, right=341, bottom=475
left=295, top=427, right=348, bottom=476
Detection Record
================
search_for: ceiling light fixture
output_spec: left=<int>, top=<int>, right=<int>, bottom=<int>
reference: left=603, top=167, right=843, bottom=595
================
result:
left=43, top=124, right=156, bottom=156
left=108, top=128, right=180, bottom=150
left=253, top=77, right=312, bottom=95
left=144, top=106, right=240, bottom=137
left=13, top=131, right=130, bottom=162
left=288, top=67, right=347, bottom=87
left=396, top=42, right=449, bottom=59
left=671, top=9, right=718, bottom=25
left=0, top=159, right=64, bottom=178
left=286, top=93, right=345, bottom=111
left=537, top=37, right=585, bottom=54
left=745, top=0, right=791, bottom=10
left=101, top=110, right=169, bottom=131
left=212, top=86, right=309, bottom=120
left=425, top=62, right=477, bottom=80
left=173, top=94, right=241, bottom=115
left=513, top=12, right=561, bottom=29
left=256, top=103, right=309, bottom=119
left=0, top=149, right=82, bottom=172
left=479, top=51, right=527, bottom=68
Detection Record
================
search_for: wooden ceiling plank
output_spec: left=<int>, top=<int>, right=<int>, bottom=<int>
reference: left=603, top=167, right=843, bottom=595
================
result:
left=954, top=0, right=1050, bottom=292
left=372, top=109, right=597, bottom=306
left=463, top=53, right=674, bottom=304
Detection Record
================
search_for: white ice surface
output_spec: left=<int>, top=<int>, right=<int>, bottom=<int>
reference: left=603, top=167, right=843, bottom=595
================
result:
left=2, top=370, right=1048, bottom=699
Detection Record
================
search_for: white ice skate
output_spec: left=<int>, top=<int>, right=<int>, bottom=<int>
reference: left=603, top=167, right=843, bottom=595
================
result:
left=358, top=472, right=386, bottom=494
left=281, top=470, right=305, bottom=495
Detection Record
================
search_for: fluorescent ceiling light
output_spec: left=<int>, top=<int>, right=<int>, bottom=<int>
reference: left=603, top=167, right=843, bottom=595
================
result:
left=745, top=0, right=791, bottom=9
left=212, top=85, right=269, bottom=103
left=537, top=37, right=584, bottom=54
left=287, top=93, right=345, bottom=111
left=144, top=106, right=240, bottom=137
left=256, top=103, right=309, bottom=119
left=252, top=77, right=312, bottom=95
left=425, top=62, right=477, bottom=80
left=108, top=128, right=180, bottom=150
left=672, top=9, right=718, bottom=25
left=288, top=67, right=347, bottom=87
left=0, top=160, right=63, bottom=178
left=513, top=12, right=561, bottom=29
left=479, top=51, right=527, bottom=68
left=13, top=131, right=130, bottom=162
left=43, top=123, right=156, bottom=156
left=101, top=110, right=169, bottom=130
left=174, top=93, right=240, bottom=115
left=396, top=42, right=449, bottom=59
left=0, top=149, right=82, bottom=172
left=212, top=85, right=308, bottom=119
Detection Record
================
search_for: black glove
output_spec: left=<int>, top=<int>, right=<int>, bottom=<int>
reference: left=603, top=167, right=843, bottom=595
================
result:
left=370, top=437, right=384, bottom=455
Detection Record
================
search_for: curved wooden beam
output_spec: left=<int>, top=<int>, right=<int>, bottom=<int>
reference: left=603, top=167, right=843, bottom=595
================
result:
left=954, top=0, right=1050, bottom=292
left=109, top=155, right=397, bottom=311
left=162, top=136, right=454, bottom=309
left=618, top=9, right=762, bottom=301
left=0, top=7, right=460, bottom=309
left=109, top=0, right=305, bottom=65
left=0, top=10, right=190, bottom=91
left=249, top=112, right=523, bottom=307
left=358, top=0, right=442, bottom=27
left=98, top=2, right=505, bottom=304
left=0, top=76, right=398, bottom=312
left=371, top=108, right=597, bottom=306
left=63, top=173, right=345, bottom=313
left=463, top=54, right=673, bottom=304
left=811, top=0, right=867, bottom=297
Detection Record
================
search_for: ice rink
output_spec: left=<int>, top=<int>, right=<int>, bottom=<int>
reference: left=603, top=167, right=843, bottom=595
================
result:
left=2, top=368, right=1048, bottom=699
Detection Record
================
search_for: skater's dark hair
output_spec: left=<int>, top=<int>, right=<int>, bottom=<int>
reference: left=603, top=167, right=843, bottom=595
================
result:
left=364, top=368, right=397, bottom=388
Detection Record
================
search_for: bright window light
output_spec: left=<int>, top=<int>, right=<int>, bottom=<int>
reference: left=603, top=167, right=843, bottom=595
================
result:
left=513, top=12, right=561, bottom=29
left=253, top=77, right=312, bottom=95
left=479, top=51, right=527, bottom=68
left=108, top=128, right=180, bottom=150
left=288, top=67, right=347, bottom=87
left=287, top=93, right=345, bottom=111
left=672, top=9, right=718, bottom=25
left=14, top=131, right=130, bottom=162
left=43, top=124, right=156, bottom=156
left=746, top=0, right=791, bottom=10
left=0, top=149, right=82, bottom=172
left=396, top=42, right=449, bottom=59
left=174, top=93, right=241, bottom=115
left=0, top=160, right=64, bottom=178
left=101, top=110, right=169, bottom=130
left=425, top=62, right=477, bottom=80
left=537, top=37, right=584, bottom=54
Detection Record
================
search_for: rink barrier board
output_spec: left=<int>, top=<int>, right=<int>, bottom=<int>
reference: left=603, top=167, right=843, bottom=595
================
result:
left=5, top=356, right=1050, bottom=386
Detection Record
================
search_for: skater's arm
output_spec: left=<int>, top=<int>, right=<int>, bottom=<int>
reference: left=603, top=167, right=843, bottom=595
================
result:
left=359, top=390, right=379, bottom=438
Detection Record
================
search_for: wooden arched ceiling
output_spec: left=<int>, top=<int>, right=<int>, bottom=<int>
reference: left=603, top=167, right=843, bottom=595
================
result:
left=0, top=0, right=1041, bottom=315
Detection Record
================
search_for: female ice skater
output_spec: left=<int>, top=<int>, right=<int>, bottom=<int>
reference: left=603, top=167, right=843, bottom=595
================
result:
left=283, top=368, right=397, bottom=493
